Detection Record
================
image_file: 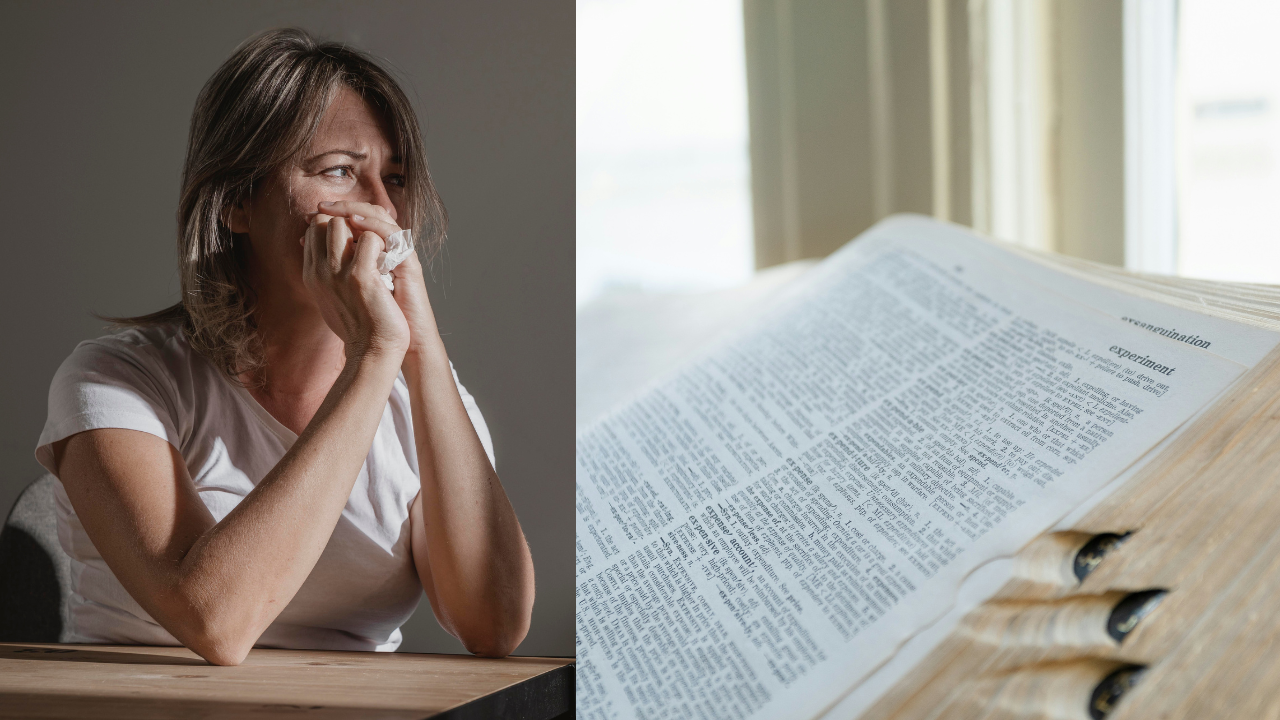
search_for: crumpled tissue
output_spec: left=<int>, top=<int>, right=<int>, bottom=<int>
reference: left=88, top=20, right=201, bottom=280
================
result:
left=377, top=228, right=414, bottom=290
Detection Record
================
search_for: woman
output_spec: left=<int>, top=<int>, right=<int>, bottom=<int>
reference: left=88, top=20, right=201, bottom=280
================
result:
left=33, top=29, right=534, bottom=665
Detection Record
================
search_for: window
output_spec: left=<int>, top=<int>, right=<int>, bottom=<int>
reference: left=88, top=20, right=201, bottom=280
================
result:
left=1176, top=0, right=1280, bottom=283
left=576, top=0, right=754, bottom=306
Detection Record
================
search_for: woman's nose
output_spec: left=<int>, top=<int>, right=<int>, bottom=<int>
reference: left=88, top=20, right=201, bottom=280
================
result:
left=357, top=177, right=398, bottom=222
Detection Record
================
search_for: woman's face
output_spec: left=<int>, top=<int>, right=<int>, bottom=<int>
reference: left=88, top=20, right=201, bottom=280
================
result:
left=232, top=85, right=406, bottom=304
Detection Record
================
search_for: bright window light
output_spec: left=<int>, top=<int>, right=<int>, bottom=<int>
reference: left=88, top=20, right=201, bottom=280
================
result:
left=577, top=0, right=755, bottom=307
left=1177, top=0, right=1280, bottom=283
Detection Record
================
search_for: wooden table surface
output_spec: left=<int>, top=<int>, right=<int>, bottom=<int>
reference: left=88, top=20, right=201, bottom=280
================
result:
left=0, top=643, right=574, bottom=719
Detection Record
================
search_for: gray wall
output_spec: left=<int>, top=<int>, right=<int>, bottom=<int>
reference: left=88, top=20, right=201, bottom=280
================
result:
left=1, top=1, right=574, bottom=656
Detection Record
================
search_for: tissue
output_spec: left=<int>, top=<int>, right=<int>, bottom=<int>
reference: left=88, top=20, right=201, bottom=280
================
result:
left=377, top=228, right=414, bottom=290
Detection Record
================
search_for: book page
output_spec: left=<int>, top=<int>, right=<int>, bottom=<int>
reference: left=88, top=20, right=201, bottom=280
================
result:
left=823, top=218, right=1280, bottom=719
left=862, top=218, right=1280, bottom=532
left=575, top=219, right=1247, bottom=720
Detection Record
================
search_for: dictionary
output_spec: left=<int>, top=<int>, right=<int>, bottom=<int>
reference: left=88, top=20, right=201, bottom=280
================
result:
left=575, top=215, right=1280, bottom=720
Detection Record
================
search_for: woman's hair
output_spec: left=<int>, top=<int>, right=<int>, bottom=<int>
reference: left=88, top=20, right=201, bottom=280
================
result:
left=118, top=28, right=446, bottom=385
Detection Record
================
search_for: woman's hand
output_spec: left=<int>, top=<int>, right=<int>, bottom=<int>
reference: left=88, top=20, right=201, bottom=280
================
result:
left=317, top=200, right=534, bottom=656
left=301, top=212, right=410, bottom=360
left=314, top=201, right=441, bottom=358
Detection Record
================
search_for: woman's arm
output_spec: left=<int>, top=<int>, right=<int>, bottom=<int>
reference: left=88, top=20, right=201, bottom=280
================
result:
left=325, top=200, right=536, bottom=657
left=53, top=215, right=407, bottom=666
left=402, top=335, right=536, bottom=658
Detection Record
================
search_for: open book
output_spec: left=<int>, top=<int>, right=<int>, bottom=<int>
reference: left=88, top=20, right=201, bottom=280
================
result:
left=575, top=216, right=1280, bottom=720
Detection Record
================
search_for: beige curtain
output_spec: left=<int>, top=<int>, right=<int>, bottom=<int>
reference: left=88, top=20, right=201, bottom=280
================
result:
left=744, top=0, right=1125, bottom=269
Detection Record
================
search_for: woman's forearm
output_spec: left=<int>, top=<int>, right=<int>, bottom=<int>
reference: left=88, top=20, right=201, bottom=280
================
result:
left=170, top=350, right=403, bottom=663
left=403, top=338, right=535, bottom=657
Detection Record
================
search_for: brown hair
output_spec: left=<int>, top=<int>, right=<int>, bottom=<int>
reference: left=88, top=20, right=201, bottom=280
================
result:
left=119, top=28, right=446, bottom=384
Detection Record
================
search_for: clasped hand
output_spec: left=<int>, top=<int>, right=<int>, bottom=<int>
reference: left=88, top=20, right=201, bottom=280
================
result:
left=301, top=201, right=436, bottom=360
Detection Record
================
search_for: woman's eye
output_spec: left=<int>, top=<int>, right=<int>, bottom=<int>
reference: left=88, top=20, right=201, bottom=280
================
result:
left=322, top=165, right=354, bottom=179
left=385, top=174, right=407, bottom=188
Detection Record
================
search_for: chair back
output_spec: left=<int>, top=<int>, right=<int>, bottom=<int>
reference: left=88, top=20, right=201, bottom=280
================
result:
left=0, top=474, right=71, bottom=642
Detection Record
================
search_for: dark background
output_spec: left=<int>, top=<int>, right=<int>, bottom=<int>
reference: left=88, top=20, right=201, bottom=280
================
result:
left=1, top=0, right=574, bottom=656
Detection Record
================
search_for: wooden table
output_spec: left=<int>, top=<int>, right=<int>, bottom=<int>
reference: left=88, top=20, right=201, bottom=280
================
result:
left=0, top=643, right=573, bottom=719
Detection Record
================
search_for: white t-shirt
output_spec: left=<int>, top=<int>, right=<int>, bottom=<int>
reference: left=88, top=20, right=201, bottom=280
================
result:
left=34, top=322, right=494, bottom=652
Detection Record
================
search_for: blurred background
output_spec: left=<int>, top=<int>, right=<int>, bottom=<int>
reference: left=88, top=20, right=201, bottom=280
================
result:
left=577, top=0, right=1280, bottom=305
left=2, top=1, right=573, bottom=657
left=1178, top=0, right=1280, bottom=282
left=577, top=0, right=754, bottom=304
